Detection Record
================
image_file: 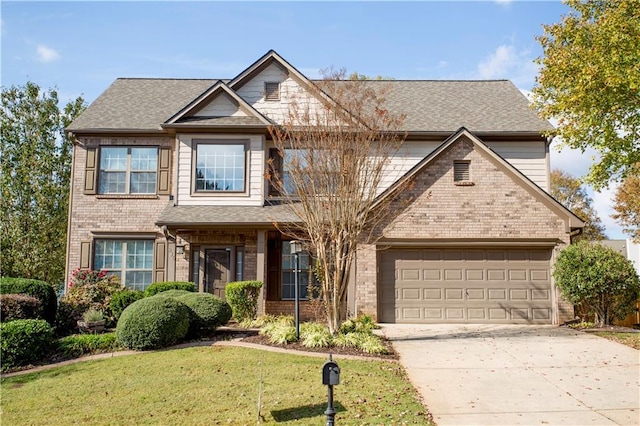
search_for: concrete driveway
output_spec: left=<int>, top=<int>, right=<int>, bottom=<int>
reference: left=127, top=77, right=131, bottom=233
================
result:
left=381, top=324, right=639, bottom=426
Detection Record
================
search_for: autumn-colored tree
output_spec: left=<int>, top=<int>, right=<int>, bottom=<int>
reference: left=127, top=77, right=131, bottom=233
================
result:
left=1, top=82, right=85, bottom=289
left=612, top=166, right=640, bottom=242
left=550, top=169, right=606, bottom=241
left=268, top=70, right=406, bottom=334
left=533, top=0, right=640, bottom=189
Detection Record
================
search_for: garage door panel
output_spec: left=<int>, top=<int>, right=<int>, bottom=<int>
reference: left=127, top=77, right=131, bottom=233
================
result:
left=379, top=247, right=553, bottom=324
left=423, top=269, right=441, bottom=280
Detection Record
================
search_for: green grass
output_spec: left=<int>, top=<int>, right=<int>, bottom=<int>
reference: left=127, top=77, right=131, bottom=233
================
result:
left=593, top=332, right=640, bottom=350
left=1, top=346, right=432, bottom=425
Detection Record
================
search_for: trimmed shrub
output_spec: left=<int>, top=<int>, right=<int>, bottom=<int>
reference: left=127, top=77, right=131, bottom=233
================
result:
left=174, top=293, right=232, bottom=337
left=109, top=289, right=145, bottom=321
left=55, top=332, right=119, bottom=359
left=116, top=297, right=190, bottom=350
left=0, top=277, right=57, bottom=324
left=0, top=294, right=42, bottom=322
left=144, top=281, right=195, bottom=297
left=153, top=289, right=191, bottom=299
left=554, top=241, right=640, bottom=326
left=225, top=281, right=263, bottom=323
left=0, top=319, right=54, bottom=371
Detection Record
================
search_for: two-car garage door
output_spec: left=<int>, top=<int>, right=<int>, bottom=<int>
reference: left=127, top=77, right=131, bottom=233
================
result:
left=378, top=247, right=553, bottom=324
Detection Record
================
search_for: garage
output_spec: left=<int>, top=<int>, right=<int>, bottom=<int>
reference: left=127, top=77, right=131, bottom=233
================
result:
left=378, top=247, right=554, bottom=324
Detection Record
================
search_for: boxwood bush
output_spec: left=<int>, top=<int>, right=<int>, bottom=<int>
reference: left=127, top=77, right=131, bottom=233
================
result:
left=225, top=281, right=263, bottom=323
left=144, top=281, right=195, bottom=296
left=0, top=277, right=57, bottom=324
left=109, top=289, right=145, bottom=321
left=0, top=294, right=42, bottom=322
left=56, top=332, right=120, bottom=359
left=0, top=319, right=54, bottom=372
left=116, top=296, right=190, bottom=350
left=174, top=292, right=232, bottom=337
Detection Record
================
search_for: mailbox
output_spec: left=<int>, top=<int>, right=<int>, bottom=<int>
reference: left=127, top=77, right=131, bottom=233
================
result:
left=322, top=358, right=340, bottom=386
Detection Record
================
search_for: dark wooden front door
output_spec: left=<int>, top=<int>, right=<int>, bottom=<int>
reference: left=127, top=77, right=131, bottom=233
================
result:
left=205, top=249, right=230, bottom=299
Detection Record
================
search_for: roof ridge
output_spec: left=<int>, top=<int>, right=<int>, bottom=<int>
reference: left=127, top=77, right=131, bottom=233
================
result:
left=116, top=77, right=222, bottom=81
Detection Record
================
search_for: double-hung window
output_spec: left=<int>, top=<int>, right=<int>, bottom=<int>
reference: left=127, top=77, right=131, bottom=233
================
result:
left=281, top=241, right=314, bottom=300
left=99, top=147, right=158, bottom=194
left=94, top=240, right=154, bottom=291
left=194, top=142, right=246, bottom=192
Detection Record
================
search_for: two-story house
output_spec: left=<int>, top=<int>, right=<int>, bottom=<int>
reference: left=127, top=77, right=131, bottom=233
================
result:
left=65, top=50, right=584, bottom=324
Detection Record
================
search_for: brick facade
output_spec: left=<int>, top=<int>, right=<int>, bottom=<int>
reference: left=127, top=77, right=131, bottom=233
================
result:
left=66, top=137, right=174, bottom=285
left=354, top=136, right=574, bottom=324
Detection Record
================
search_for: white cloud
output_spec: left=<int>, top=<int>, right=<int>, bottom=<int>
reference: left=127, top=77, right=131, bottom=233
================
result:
left=494, top=0, right=513, bottom=6
left=36, top=44, right=60, bottom=63
left=437, top=60, right=448, bottom=69
left=478, top=45, right=519, bottom=79
left=476, top=44, right=538, bottom=88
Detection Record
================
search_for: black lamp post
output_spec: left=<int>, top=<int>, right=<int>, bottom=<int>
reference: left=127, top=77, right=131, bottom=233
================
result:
left=290, top=240, right=303, bottom=340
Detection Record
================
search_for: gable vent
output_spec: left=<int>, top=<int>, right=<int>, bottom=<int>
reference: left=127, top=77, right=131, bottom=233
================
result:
left=454, top=161, right=471, bottom=182
left=265, top=82, right=280, bottom=101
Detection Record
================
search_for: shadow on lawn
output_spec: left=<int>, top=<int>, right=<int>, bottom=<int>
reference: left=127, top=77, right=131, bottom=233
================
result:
left=270, top=401, right=346, bottom=422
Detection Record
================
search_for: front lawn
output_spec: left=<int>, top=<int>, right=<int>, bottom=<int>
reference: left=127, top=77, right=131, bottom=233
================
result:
left=1, top=346, right=432, bottom=425
left=593, top=332, right=640, bottom=350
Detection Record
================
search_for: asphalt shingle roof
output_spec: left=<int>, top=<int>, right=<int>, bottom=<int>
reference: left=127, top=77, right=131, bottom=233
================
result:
left=156, top=203, right=301, bottom=226
left=67, top=78, right=552, bottom=133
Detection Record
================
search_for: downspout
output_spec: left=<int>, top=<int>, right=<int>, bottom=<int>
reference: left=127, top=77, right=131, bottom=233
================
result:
left=63, top=132, right=78, bottom=296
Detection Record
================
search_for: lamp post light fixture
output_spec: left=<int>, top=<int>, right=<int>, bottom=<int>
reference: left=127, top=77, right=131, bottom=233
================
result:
left=290, top=240, right=303, bottom=340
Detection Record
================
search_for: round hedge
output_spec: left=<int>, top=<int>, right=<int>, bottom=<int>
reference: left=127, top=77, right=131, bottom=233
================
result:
left=0, top=277, right=57, bottom=324
left=144, top=281, right=195, bottom=297
left=153, top=289, right=191, bottom=299
left=175, top=293, right=232, bottom=337
left=0, top=319, right=54, bottom=372
left=116, top=297, right=190, bottom=350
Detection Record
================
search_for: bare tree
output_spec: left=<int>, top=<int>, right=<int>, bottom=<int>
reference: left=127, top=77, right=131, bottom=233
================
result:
left=268, top=70, right=406, bottom=334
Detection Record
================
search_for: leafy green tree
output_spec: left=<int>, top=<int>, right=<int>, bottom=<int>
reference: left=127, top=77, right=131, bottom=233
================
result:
left=533, top=0, right=640, bottom=189
left=612, top=166, right=640, bottom=242
left=1, top=82, right=85, bottom=289
left=553, top=240, right=640, bottom=326
left=550, top=169, right=606, bottom=241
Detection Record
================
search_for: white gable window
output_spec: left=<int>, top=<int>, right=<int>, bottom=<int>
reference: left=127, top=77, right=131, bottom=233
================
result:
left=265, top=82, right=280, bottom=101
left=99, top=147, right=158, bottom=194
left=194, top=141, right=246, bottom=192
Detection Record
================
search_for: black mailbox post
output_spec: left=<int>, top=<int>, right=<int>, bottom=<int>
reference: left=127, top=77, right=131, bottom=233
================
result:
left=322, top=354, right=340, bottom=425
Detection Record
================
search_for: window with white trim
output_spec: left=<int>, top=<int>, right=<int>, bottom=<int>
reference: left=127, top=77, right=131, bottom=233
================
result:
left=194, top=142, right=246, bottom=192
left=94, top=240, right=154, bottom=291
left=99, top=147, right=158, bottom=194
left=281, top=241, right=314, bottom=300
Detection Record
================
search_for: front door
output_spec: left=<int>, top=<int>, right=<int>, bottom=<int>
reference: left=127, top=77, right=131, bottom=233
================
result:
left=204, top=249, right=231, bottom=299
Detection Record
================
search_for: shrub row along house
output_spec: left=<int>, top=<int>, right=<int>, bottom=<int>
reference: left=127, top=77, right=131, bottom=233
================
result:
left=65, top=50, right=584, bottom=324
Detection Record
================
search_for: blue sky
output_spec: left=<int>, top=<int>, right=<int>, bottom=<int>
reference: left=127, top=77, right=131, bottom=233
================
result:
left=0, top=0, right=627, bottom=239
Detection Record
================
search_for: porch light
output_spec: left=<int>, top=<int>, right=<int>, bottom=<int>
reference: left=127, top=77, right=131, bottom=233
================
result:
left=176, top=244, right=185, bottom=255
left=290, top=240, right=303, bottom=255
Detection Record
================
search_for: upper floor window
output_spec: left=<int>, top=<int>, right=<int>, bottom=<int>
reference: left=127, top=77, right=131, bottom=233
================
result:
left=94, top=239, right=154, bottom=291
left=194, top=142, right=246, bottom=192
left=99, top=147, right=158, bottom=194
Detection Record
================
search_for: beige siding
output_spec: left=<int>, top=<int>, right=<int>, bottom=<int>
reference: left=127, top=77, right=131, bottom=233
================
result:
left=196, top=94, right=247, bottom=117
left=176, top=133, right=264, bottom=206
left=486, top=141, right=548, bottom=191
left=236, top=63, right=324, bottom=125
